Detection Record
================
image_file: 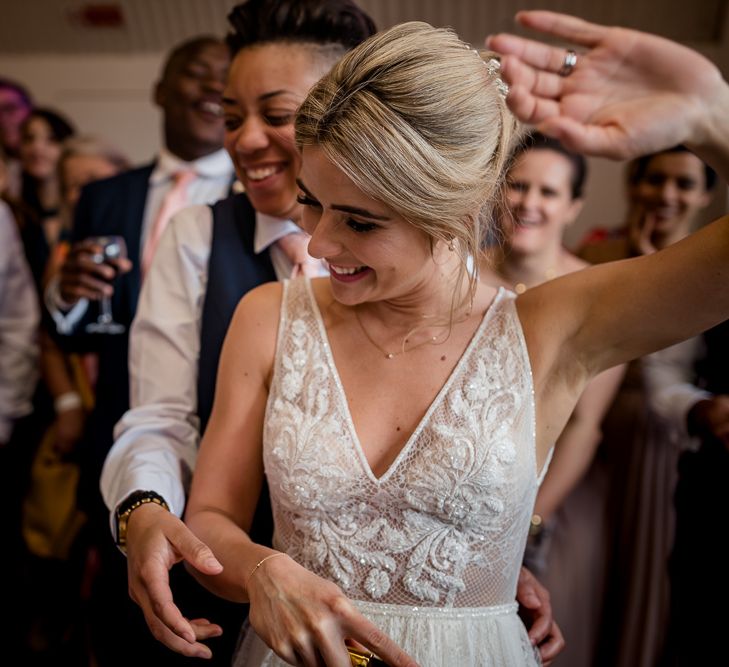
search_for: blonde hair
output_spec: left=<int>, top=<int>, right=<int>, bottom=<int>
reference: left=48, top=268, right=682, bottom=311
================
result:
left=296, top=21, right=521, bottom=308
left=59, top=134, right=131, bottom=174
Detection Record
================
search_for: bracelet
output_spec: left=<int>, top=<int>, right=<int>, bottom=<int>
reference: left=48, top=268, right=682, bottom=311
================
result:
left=54, top=391, right=83, bottom=413
left=115, top=490, right=169, bottom=553
left=246, top=552, right=287, bottom=587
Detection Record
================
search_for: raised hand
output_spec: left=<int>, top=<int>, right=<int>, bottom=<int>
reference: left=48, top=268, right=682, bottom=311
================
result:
left=487, top=11, right=729, bottom=163
left=125, top=502, right=225, bottom=658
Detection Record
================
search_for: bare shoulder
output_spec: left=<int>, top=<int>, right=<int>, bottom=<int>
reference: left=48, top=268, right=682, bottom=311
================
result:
left=233, top=281, right=284, bottom=325
left=224, top=282, right=285, bottom=377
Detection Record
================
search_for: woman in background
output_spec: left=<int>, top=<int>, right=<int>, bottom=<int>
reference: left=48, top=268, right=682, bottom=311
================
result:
left=17, top=107, right=75, bottom=289
left=20, top=134, right=130, bottom=666
left=489, top=132, right=624, bottom=667
left=577, top=147, right=716, bottom=667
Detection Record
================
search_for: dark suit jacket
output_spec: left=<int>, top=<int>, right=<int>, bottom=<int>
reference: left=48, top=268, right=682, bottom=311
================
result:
left=62, top=163, right=154, bottom=519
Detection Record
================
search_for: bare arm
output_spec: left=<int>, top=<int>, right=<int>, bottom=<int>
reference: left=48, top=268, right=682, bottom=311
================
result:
left=185, top=282, right=418, bottom=667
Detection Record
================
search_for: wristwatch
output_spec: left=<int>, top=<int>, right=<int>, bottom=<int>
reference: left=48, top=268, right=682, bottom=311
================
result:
left=115, top=490, right=169, bottom=552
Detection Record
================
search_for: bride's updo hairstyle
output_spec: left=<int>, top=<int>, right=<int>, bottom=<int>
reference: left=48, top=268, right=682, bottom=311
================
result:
left=296, top=21, right=520, bottom=301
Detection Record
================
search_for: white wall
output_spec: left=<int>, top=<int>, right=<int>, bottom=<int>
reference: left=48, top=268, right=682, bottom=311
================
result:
left=0, top=52, right=166, bottom=166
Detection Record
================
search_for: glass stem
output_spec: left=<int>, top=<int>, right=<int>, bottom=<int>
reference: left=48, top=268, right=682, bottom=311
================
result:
left=99, top=296, right=113, bottom=324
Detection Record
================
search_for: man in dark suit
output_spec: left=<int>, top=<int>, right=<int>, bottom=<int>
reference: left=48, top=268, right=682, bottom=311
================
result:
left=48, top=35, right=233, bottom=666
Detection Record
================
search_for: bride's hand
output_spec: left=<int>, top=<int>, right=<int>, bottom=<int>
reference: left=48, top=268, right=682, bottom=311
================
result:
left=486, top=11, right=729, bottom=161
left=246, top=554, right=420, bottom=667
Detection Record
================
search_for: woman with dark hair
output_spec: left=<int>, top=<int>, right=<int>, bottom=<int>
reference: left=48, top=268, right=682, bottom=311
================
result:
left=17, top=107, right=75, bottom=289
left=575, top=146, right=716, bottom=667
left=488, top=134, right=624, bottom=666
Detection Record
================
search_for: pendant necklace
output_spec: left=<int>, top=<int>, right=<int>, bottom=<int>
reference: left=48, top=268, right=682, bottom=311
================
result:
left=354, top=307, right=442, bottom=359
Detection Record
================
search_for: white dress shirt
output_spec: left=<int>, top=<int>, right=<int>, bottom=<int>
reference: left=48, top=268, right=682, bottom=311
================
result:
left=643, top=337, right=711, bottom=444
left=46, top=147, right=234, bottom=332
left=0, top=200, right=40, bottom=443
left=101, top=202, right=326, bottom=537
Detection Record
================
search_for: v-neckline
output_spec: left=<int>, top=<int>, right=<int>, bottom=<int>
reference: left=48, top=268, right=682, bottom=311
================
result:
left=304, top=280, right=505, bottom=484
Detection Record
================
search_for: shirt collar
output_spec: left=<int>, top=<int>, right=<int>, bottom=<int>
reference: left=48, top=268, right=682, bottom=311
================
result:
left=254, top=211, right=303, bottom=254
left=150, top=147, right=233, bottom=184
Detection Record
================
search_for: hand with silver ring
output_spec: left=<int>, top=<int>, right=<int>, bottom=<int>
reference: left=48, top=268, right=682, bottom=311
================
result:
left=558, top=49, right=577, bottom=76
left=486, top=10, right=729, bottom=163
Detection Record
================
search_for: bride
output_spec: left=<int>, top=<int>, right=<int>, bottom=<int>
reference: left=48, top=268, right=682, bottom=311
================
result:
left=184, top=14, right=729, bottom=667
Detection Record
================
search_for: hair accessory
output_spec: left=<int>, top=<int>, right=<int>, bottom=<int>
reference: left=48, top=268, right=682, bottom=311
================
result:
left=487, top=57, right=509, bottom=98
left=559, top=49, right=578, bottom=77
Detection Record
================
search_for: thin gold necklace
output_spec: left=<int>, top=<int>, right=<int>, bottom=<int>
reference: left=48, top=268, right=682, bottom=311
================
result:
left=354, top=307, right=442, bottom=359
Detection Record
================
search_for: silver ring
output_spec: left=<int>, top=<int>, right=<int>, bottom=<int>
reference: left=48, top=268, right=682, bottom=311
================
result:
left=558, top=49, right=577, bottom=77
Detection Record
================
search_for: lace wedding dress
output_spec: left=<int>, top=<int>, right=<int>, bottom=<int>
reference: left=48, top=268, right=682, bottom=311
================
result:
left=234, top=279, right=542, bottom=666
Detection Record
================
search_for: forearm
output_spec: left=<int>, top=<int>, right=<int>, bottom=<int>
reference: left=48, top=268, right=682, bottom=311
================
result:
left=39, top=329, right=76, bottom=397
left=103, top=210, right=209, bottom=528
left=185, top=509, right=275, bottom=603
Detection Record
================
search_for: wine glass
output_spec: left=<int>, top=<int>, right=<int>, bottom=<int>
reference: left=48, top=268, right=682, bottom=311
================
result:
left=85, top=235, right=127, bottom=335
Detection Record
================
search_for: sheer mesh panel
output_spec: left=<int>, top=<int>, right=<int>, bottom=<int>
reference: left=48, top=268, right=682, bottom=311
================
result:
left=262, top=279, right=537, bottom=610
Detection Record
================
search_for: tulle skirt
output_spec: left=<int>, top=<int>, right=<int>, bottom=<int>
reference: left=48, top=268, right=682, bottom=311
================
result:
left=233, top=600, right=541, bottom=666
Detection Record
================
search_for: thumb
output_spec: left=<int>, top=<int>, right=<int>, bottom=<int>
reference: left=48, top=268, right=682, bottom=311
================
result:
left=170, top=525, right=223, bottom=575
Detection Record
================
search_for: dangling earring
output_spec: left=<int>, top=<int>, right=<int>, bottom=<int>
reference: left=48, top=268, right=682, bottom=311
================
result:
left=448, top=238, right=456, bottom=252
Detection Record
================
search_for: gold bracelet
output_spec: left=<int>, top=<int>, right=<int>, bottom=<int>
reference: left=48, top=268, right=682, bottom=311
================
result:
left=246, top=552, right=287, bottom=587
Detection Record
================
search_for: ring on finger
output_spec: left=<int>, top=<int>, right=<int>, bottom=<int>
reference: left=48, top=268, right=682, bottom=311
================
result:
left=558, top=49, right=578, bottom=77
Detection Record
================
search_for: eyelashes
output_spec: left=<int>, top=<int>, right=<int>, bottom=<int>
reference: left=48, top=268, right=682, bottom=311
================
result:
left=296, top=195, right=377, bottom=234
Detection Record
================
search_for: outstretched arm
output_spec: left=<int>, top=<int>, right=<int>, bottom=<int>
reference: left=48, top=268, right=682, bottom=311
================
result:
left=487, top=11, right=729, bottom=180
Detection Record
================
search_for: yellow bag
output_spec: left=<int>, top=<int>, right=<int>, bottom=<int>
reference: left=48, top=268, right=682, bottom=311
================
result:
left=22, top=423, right=87, bottom=560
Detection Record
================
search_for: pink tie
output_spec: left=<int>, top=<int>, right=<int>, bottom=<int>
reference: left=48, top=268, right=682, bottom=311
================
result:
left=276, top=231, right=320, bottom=278
left=142, top=170, right=196, bottom=278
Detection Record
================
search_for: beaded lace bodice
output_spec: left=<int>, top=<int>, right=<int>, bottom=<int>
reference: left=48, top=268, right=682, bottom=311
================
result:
left=263, top=279, right=537, bottom=609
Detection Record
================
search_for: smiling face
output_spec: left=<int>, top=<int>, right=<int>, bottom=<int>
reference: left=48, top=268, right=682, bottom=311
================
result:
left=631, top=151, right=712, bottom=239
left=20, top=116, right=62, bottom=182
left=298, top=145, right=453, bottom=307
left=222, top=43, right=328, bottom=222
left=155, top=41, right=230, bottom=161
left=504, top=148, right=583, bottom=256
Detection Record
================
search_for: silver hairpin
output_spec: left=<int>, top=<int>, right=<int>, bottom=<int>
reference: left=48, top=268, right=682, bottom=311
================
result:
left=487, top=57, right=509, bottom=99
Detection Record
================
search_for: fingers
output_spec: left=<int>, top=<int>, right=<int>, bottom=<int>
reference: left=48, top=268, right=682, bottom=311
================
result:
left=515, top=10, right=607, bottom=48
left=537, top=621, right=566, bottom=666
left=144, top=611, right=221, bottom=659
left=345, top=610, right=420, bottom=667
left=58, top=241, right=132, bottom=302
left=538, top=116, right=636, bottom=161
left=489, top=34, right=573, bottom=77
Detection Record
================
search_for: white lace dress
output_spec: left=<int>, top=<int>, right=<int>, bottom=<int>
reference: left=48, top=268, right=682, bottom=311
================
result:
left=234, top=279, right=542, bottom=666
